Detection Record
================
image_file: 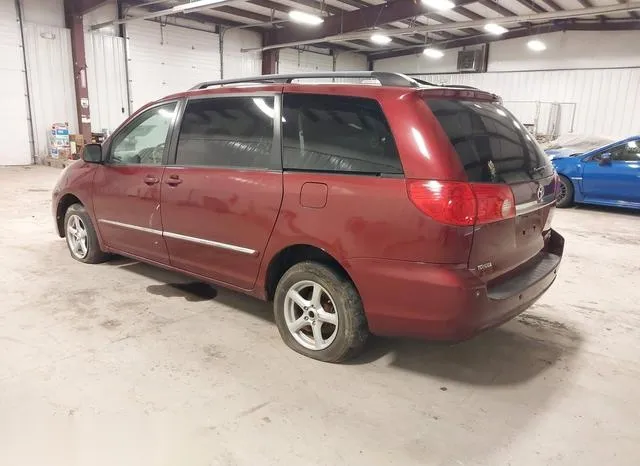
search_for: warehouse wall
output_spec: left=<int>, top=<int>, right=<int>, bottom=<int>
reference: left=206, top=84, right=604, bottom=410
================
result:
left=85, top=31, right=127, bottom=133
left=279, top=48, right=333, bottom=73
left=373, top=30, right=640, bottom=139
left=279, top=48, right=368, bottom=73
left=374, top=31, right=640, bottom=74
left=23, top=22, right=77, bottom=157
left=21, top=0, right=64, bottom=28
left=0, top=0, right=31, bottom=165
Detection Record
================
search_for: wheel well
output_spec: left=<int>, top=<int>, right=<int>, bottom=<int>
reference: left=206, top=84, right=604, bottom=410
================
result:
left=56, top=194, right=82, bottom=237
left=558, top=174, right=574, bottom=193
left=265, top=245, right=353, bottom=301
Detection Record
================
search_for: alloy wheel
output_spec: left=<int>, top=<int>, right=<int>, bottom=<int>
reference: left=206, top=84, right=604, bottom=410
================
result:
left=66, top=214, right=89, bottom=259
left=283, top=280, right=339, bottom=351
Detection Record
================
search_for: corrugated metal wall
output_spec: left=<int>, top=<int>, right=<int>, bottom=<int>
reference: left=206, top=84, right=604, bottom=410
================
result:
left=221, top=28, right=261, bottom=78
left=0, top=0, right=31, bottom=165
left=126, top=21, right=221, bottom=112
left=335, top=51, right=368, bottom=71
left=419, top=68, right=640, bottom=139
left=125, top=21, right=262, bottom=113
left=85, top=32, right=128, bottom=133
left=279, top=48, right=333, bottom=73
left=23, top=22, right=77, bottom=158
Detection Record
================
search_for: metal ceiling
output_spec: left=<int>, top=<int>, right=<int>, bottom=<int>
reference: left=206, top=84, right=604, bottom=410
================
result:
left=107, top=0, right=640, bottom=59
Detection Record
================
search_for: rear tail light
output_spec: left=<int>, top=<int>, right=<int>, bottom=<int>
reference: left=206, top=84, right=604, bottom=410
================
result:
left=407, top=180, right=515, bottom=226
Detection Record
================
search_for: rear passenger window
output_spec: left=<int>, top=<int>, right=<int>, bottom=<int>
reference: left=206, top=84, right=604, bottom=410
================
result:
left=282, top=94, right=403, bottom=175
left=176, top=97, right=277, bottom=169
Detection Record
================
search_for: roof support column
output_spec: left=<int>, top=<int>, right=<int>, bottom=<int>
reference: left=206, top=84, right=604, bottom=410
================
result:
left=65, top=3, right=92, bottom=142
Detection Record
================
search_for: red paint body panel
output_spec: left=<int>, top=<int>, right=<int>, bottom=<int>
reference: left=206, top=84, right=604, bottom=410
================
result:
left=93, top=165, right=170, bottom=264
left=52, top=81, right=564, bottom=342
left=160, top=166, right=283, bottom=290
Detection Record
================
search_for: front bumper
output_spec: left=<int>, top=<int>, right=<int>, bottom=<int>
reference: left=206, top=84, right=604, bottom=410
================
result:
left=348, top=229, right=565, bottom=340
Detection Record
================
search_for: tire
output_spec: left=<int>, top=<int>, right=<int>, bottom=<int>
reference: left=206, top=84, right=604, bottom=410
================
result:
left=274, top=261, right=369, bottom=363
left=556, top=175, right=574, bottom=208
left=63, top=203, right=109, bottom=264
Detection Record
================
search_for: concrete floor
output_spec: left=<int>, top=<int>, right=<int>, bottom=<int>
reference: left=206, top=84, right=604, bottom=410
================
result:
left=1, top=166, right=639, bottom=466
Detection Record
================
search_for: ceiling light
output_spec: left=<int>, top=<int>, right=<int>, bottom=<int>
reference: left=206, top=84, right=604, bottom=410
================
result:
left=370, top=33, right=392, bottom=45
left=423, top=47, right=444, bottom=59
left=484, top=23, right=508, bottom=35
left=527, top=39, right=546, bottom=52
left=288, top=10, right=324, bottom=26
left=422, top=0, right=455, bottom=11
left=171, top=0, right=227, bottom=14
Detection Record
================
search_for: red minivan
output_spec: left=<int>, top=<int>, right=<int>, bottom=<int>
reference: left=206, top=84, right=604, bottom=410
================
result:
left=52, top=72, right=564, bottom=362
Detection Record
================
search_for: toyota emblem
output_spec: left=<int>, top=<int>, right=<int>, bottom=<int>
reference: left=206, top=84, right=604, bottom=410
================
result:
left=536, top=185, right=545, bottom=201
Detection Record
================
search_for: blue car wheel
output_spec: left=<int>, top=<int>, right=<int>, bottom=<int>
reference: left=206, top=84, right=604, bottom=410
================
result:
left=556, top=175, right=574, bottom=208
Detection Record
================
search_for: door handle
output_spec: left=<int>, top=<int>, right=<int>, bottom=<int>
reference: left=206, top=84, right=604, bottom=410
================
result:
left=144, top=175, right=159, bottom=185
left=166, top=174, right=183, bottom=186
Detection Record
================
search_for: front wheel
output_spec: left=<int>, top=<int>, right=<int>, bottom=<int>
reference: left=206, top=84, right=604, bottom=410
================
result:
left=64, top=203, right=109, bottom=264
left=274, top=261, right=369, bottom=363
left=556, top=175, right=574, bottom=208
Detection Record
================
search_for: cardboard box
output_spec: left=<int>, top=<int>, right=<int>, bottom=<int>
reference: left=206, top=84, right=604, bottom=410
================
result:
left=69, top=134, right=85, bottom=159
left=47, top=123, right=70, bottom=159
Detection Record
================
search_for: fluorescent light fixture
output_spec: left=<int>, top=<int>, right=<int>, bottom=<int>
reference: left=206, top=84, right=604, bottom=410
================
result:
left=527, top=39, right=546, bottom=51
left=171, top=0, right=226, bottom=13
left=423, top=47, right=444, bottom=59
left=370, top=33, right=392, bottom=45
left=422, top=0, right=455, bottom=11
left=484, top=23, right=507, bottom=35
left=288, top=10, right=324, bottom=26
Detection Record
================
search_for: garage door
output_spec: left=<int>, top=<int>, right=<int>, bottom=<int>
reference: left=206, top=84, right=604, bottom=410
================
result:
left=279, top=48, right=333, bottom=74
left=125, top=20, right=220, bottom=113
left=0, top=0, right=31, bottom=165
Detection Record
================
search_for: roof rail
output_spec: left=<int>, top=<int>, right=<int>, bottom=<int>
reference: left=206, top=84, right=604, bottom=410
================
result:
left=191, top=71, right=421, bottom=90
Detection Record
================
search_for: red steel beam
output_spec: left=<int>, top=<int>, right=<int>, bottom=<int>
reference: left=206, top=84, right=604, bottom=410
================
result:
left=67, top=0, right=109, bottom=15
left=64, top=3, right=92, bottom=142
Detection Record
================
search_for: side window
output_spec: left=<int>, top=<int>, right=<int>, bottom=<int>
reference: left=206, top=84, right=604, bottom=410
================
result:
left=110, top=102, right=177, bottom=165
left=611, top=140, right=640, bottom=162
left=175, top=96, right=276, bottom=169
left=282, top=94, right=403, bottom=175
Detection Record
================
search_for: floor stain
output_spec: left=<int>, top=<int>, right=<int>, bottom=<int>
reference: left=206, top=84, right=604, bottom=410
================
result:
left=203, top=344, right=226, bottom=360
left=101, top=319, right=122, bottom=329
left=146, top=282, right=217, bottom=302
left=516, top=313, right=570, bottom=332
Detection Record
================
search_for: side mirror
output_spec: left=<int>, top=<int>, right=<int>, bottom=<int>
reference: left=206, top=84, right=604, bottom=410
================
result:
left=82, top=144, right=103, bottom=163
left=599, top=153, right=612, bottom=166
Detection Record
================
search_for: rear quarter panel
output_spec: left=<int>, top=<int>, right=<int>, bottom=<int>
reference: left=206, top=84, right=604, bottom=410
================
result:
left=256, top=172, right=475, bottom=296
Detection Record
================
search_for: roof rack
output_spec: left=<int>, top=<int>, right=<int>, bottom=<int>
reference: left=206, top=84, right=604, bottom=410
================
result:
left=191, top=71, right=422, bottom=90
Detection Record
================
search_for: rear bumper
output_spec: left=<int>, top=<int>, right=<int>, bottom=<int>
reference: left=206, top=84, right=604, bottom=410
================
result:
left=349, top=229, right=564, bottom=340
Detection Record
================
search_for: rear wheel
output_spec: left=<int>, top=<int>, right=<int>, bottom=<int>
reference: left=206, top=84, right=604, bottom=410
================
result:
left=556, top=175, right=574, bottom=208
left=274, top=261, right=368, bottom=363
left=64, top=203, right=109, bottom=264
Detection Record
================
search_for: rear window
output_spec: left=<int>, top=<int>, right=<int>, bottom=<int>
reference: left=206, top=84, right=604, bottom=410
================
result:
left=282, top=94, right=403, bottom=175
left=426, top=99, right=554, bottom=183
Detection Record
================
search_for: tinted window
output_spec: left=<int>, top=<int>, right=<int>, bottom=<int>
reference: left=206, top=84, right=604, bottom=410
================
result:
left=426, top=99, right=554, bottom=183
left=609, top=140, right=640, bottom=162
left=110, top=102, right=176, bottom=165
left=176, top=97, right=276, bottom=169
left=282, top=94, right=402, bottom=175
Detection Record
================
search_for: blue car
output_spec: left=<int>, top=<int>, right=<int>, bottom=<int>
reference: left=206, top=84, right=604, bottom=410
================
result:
left=549, top=135, right=640, bottom=210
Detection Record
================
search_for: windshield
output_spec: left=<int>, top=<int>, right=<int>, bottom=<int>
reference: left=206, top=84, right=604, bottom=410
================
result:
left=425, top=99, right=554, bottom=183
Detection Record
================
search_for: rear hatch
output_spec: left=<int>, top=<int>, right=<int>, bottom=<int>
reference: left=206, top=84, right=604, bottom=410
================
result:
left=424, top=97, right=556, bottom=283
